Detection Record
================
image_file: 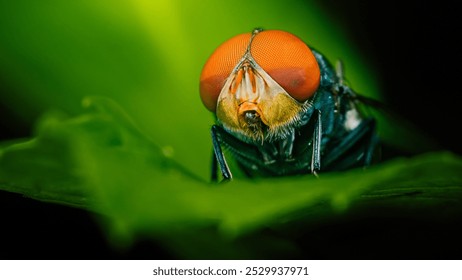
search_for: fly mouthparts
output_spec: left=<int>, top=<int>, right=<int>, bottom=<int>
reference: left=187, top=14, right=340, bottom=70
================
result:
left=244, top=110, right=260, bottom=124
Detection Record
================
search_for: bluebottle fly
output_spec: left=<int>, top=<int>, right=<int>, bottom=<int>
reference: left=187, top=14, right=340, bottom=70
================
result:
left=199, top=28, right=379, bottom=181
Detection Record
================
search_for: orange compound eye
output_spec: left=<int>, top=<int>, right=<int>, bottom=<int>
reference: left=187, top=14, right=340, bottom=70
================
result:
left=199, top=30, right=321, bottom=112
left=252, top=30, right=321, bottom=102
left=200, top=33, right=252, bottom=112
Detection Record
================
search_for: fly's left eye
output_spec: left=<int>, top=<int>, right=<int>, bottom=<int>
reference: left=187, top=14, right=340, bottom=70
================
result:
left=199, top=30, right=321, bottom=112
left=252, top=30, right=321, bottom=102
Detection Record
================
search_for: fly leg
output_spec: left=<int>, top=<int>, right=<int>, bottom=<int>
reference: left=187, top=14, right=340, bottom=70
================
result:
left=311, top=109, right=322, bottom=176
left=211, top=149, right=219, bottom=182
left=363, top=121, right=379, bottom=166
left=211, top=125, right=232, bottom=181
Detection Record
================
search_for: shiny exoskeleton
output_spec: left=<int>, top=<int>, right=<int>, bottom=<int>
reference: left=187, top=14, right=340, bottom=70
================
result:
left=200, top=28, right=379, bottom=181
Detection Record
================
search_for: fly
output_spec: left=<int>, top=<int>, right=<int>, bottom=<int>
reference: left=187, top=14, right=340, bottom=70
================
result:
left=199, top=28, right=379, bottom=181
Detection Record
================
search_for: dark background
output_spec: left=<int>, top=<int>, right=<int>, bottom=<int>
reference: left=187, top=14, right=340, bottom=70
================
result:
left=319, top=0, right=461, bottom=155
left=1, top=0, right=460, bottom=259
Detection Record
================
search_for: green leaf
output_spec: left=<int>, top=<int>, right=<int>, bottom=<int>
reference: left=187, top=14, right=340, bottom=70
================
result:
left=1, top=97, right=461, bottom=259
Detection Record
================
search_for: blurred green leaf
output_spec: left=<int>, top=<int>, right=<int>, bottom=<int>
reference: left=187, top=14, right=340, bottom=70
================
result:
left=1, top=97, right=461, bottom=259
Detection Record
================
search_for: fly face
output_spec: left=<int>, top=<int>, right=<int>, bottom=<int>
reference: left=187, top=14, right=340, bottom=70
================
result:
left=201, top=29, right=379, bottom=180
left=200, top=29, right=321, bottom=143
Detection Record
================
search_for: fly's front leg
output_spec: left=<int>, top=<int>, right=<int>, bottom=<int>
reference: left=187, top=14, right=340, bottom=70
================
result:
left=211, top=125, right=232, bottom=181
left=311, top=109, right=322, bottom=176
left=211, top=149, right=219, bottom=182
left=279, top=128, right=295, bottom=162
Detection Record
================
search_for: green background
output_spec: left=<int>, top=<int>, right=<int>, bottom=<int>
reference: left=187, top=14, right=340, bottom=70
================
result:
left=1, top=0, right=461, bottom=259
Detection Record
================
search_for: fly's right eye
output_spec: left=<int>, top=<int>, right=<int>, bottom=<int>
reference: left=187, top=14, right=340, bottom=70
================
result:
left=199, top=30, right=321, bottom=112
left=199, top=33, right=252, bottom=112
